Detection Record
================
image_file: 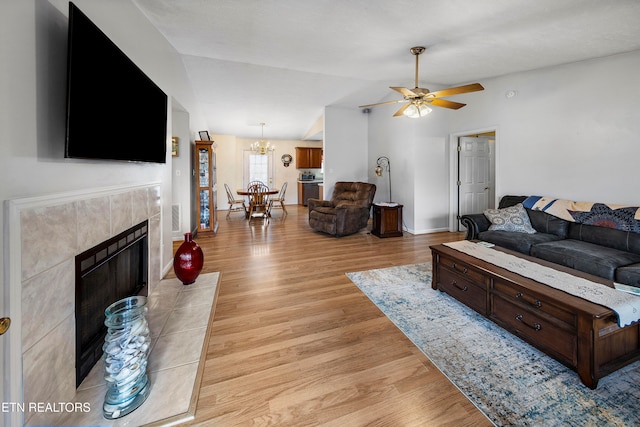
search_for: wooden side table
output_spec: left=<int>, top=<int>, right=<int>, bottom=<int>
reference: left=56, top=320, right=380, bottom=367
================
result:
left=372, top=203, right=403, bottom=238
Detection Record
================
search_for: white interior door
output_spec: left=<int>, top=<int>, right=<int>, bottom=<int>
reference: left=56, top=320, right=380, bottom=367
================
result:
left=458, top=136, right=495, bottom=230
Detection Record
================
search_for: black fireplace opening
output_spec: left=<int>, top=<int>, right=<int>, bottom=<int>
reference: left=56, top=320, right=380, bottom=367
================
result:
left=75, top=221, right=149, bottom=387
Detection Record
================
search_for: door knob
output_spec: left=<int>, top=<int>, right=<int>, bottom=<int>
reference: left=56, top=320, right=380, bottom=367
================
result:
left=0, top=317, right=10, bottom=335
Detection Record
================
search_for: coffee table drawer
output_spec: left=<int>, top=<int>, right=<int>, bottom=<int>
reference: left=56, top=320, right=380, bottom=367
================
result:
left=438, top=267, right=486, bottom=314
left=492, top=295, right=577, bottom=365
left=438, top=254, right=486, bottom=286
left=492, top=278, right=576, bottom=328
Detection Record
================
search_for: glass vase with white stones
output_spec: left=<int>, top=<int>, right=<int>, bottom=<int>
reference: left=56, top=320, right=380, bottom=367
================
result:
left=102, top=295, right=151, bottom=419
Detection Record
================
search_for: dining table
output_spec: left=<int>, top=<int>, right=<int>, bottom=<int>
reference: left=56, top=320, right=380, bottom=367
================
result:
left=236, top=188, right=279, bottom=218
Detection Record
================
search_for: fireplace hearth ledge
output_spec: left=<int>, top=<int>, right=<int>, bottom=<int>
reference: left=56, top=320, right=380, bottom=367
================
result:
left=27, top=272, right=220, bottom=426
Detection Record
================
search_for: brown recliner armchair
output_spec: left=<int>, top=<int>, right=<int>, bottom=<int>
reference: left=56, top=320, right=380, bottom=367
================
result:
left=308, top=181, right=376, bottom=237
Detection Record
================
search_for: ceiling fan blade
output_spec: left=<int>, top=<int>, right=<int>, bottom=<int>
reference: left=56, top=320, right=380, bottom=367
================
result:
left=393, top=103, right=411, bottom=117
left=358, top=99, right=405, bottom=108
left=426, top=98, right=467, bottom=110
left=390, top=87, right=418, bottom=97
left=428, top=83, right=484, bottom=98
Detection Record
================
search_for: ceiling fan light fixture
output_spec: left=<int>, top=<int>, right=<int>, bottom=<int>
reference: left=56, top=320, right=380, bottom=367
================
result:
left=360, top=46, right=483, bottom=117
left=404, top=102, right=432, bottom=118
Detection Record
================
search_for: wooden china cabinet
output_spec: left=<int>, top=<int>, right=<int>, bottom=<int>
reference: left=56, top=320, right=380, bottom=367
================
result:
left=194, top=140, right=218, bottom=233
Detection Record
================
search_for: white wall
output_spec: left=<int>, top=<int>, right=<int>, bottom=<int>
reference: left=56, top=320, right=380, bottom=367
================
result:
left=213, top=134, right=238, bottom=209
left=450, top=50, right=640, bottom=206
left=324, top=105, right=369, bottom=198
left=171, top=107, right=193, bottom=238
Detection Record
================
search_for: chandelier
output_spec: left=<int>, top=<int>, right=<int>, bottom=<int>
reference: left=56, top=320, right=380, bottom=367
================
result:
left=251, top=122, right=275, bottom=154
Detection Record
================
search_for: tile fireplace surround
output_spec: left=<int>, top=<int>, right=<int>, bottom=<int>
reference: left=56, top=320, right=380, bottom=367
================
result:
left=5, top=183, right=163, bottom=426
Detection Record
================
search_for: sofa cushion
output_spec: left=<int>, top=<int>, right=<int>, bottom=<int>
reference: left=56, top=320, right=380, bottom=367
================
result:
left=478, top=230, right=562, bottom=255
left=616, top=264, right=640, bottom=288
left=331, top=181, right=376, bottom=209
left=568, top=223, right=640, bottom=256
left=312, top=206, right=336, bottom=216
left=484, top=203, right=536, bottom=234
left=531, top=240, right=640, bottom=280
left=309, top=209, right=337, bottom=235
left=527, top=209, right=570, bottom=238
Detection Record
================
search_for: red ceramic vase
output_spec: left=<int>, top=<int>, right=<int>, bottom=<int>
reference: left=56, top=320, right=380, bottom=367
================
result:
left=173, top=232, right=204, bottom=285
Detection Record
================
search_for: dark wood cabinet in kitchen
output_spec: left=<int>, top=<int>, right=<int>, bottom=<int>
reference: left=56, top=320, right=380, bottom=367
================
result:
left=295, top=147, right=323, bottom=169
left=297, top=182, right=320, bottom=206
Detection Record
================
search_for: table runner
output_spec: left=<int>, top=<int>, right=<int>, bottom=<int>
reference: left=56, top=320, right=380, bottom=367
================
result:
left=443, top=240, right=640, bottom=326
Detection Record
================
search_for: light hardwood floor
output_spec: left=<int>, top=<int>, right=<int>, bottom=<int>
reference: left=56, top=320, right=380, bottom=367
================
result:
left=171, top=205, right=492, bottom=426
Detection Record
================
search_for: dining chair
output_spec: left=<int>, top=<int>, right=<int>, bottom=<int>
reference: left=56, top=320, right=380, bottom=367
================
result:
left=247, top=180, right=265, bottom=189
left=268, top=181, right=288, bottom=216
left=246, top=181, right=266, bottom=211
left=224, top=183, right=247, bottom=218
left=247, top=182, right=271, bottom=221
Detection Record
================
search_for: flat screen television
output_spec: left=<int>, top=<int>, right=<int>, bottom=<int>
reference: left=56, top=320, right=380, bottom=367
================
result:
left=65, top=2, right=168, bottom=163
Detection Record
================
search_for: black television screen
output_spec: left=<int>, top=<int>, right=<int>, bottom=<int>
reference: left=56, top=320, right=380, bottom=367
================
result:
left=65, top=2, right=168, bottom=163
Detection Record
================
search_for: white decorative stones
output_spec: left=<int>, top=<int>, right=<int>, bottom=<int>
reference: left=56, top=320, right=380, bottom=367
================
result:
left=102, top=296, right=151, bottom=419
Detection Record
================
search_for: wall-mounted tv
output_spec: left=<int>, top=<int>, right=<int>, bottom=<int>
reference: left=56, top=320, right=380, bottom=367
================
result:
left=65, top=2, right=168, bottom=163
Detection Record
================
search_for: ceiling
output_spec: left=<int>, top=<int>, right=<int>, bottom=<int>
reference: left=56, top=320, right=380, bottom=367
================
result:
left=132, top=0, right=640, bottom=140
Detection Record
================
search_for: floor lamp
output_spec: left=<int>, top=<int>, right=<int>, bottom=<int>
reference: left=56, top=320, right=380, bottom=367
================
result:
left=374, top=156, right=391, bottom=202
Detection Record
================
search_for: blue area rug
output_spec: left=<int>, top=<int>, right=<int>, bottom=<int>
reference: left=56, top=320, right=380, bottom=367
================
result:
left=346, top=264, right=640, bottom=427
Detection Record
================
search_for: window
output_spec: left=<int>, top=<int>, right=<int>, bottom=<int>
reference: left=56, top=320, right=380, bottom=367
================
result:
left=243, top=151, right=275, bottom=187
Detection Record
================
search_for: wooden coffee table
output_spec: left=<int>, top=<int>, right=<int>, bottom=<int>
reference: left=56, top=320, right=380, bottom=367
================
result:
left=431, top=242, right=640, bottom=389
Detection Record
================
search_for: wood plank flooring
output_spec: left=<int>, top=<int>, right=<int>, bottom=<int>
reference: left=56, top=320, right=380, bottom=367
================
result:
left=170, top=205, right=492, bottom=426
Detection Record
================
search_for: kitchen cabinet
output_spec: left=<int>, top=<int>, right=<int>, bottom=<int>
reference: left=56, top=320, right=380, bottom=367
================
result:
left=295, top=147, right=323, bottom=169
left=297, top=182, right=320, bottom=206
left=195, top=140, right=218, bottom=233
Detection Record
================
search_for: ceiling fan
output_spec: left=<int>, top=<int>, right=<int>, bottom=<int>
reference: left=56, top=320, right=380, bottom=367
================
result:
left=360, top=46, right=484, bottom=118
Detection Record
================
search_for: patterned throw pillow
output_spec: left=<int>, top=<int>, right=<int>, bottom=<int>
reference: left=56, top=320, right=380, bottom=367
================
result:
left=484, top=203, right=536, bottom=234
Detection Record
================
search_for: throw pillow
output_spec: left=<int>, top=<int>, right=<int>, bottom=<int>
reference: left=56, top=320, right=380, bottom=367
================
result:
left=484, top=203, right=536, bottom=234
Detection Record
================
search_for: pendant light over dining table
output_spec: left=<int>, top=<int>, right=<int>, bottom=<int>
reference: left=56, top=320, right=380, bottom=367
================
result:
left=251, top=122, right=275, bottom=154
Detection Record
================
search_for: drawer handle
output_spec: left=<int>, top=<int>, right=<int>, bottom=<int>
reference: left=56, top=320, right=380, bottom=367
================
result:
left=515, top=292, right=542, bottom=308
left=452, top=263, right=468, bottom=274
left=451, top=280, right=468, bottom=292
left=515, top=314, right=541, bottom=331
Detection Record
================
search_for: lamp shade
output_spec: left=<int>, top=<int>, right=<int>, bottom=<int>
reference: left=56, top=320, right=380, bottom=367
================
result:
left=404, top=102, right=432, bottom=118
